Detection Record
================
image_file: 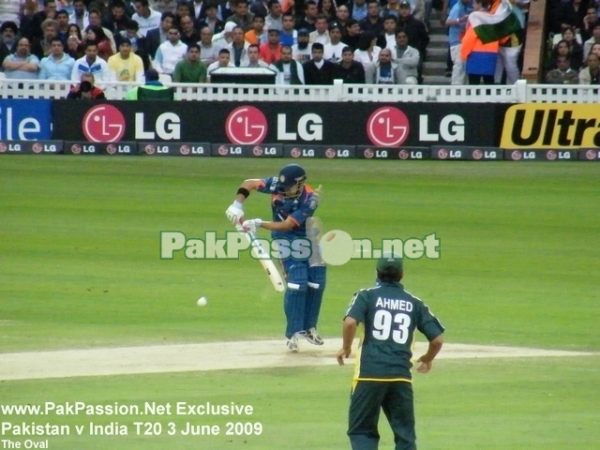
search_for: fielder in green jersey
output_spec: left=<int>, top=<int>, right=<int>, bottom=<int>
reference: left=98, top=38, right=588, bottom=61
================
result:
left=336, top=253, right=445, bottom=450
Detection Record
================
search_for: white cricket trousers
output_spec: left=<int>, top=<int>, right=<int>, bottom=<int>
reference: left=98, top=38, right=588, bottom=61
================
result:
left=450, top=44, right=466, bottom=85
left=494, top=45, right=522, bottom=84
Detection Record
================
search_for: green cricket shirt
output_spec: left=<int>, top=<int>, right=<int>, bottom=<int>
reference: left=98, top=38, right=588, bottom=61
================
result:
left=345, top=281, right=445, bottom=381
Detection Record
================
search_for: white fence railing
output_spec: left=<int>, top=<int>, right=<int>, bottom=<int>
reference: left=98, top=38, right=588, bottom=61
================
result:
left=1, top=78, right=599, bottom=103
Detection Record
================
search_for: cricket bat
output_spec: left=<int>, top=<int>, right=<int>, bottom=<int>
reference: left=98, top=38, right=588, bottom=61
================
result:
left=235, top=221, right=286, bottom=293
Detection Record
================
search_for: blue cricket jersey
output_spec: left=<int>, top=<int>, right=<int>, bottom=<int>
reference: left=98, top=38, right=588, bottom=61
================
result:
left=257, top=177, right=318, bottom=239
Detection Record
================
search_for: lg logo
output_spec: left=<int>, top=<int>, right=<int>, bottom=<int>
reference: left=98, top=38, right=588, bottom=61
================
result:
left=366, top=107, right=409, bottom=147
left=83, top=105, right=125, bottom=142
left=225, top=106, right=268, bottom=145
left=82, top=105, right=182, bottom=142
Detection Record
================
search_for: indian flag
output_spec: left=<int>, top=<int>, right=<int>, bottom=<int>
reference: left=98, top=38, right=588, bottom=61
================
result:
left=468, top=0, right=522, bottom=44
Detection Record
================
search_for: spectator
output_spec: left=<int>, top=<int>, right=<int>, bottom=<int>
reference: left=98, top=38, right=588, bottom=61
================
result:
left=292, top=28, right=312, bottom=61
left=250, top=0, right=270, bottom=17
left=66, top=34, right=85, bottom=59
left=108, top=37, right=145, bottom=81
left=270, top=44, right=305, bottom=84
left=590, top=42, right=600, bottom=57
left=461, top=2, right=499, bottom=85
left=244, top=43, right=270, bottom=66
left=579, top=52, right=600, bottom=83
left=189, top=0, right=209, bottom=24
left=39, top=37, right=74, bottom=79
left=207, top=48, right=235, bottom=80
left=71, top=41, right=111, bottom=83
left=31, top=18, right=59, bottom=60
left=146, top=12, right=175, bottom=59
left=550, top=39, right=579, bottom=69
left=102, top=1, right=130, bottom=35
left=556, top=35, right=584, bottom=69
left=545, top=55, right=579, bottom=83
left=197, top=3, right=225, bottom=34
left=279, top=13, right=297, bottom=46
left=174, top=2, right=193, bottom=29
left=227, top=0, right=255, bottom=32
left=245, top=15, right=268, bottom=45
left=584, top=24, right=600, bottom=57
left=87, top=9, right=117, bottom=53
left=259, top=29, right=283, bottom=63
left=317, top=0, right=337, bottom=20
left=334, top=45, right=365, bottom=82
left=324, top=24, right=347, bottom=63
left=199, top=26, right=219, bottom=65
left=378, top=15, right=398, bottom=50
left=178, top=14, right=199, bottom=46
left=390, top=30, right=419, bottom=83
left=297, top=1, right=318, bottom=32
left=117, top=21, right=147, bottom=69
left=56, top=10, right=71, bottom=42
left=24, top=0, right=58, bottom=41
left=581, top=6, right=598, bottom=41
left=125, top=68, right=175, bottom=98
left=2, top=37, right=40, bottom=79
left=359, top=1, right=384, bottom=36
left=554, top=0, right=588, bottom=35
left=154, top=27, right=187, bottom=76
left=310, top=14, right=331, bottom=44
left=154, top=0, right=178, bottom=14
left=381, top=0, right=402, bottom=18
left=445, top=0, right=471, bottom=84
left=366, top=47, right=407, bottom=83
left=132, top=0, right=162, bottom=37
left=0, top=22, right=18, bottom=65
left=265, top=0, right=283, bottom=31
left=344, top=19, right=362, bottom=50
left=69, top=0, right=89, bottom=31
left=85, top=25, right=114, bottom=61
left=212, top=21, right=236, bottom=49
left=303, top=41, right=336, bottom=84
left=335, top=5, right=351, bottom=35
left=226, top=26, right=250, bottom=66
left=353, top=31, right=381, bottom=70
left=397, top=0, right=428, bottom=83
left=172, top=43, right=207, bottom=81
left=349, top=0, right=368, bottom=21
left=67, top=72, right=106, bottom=98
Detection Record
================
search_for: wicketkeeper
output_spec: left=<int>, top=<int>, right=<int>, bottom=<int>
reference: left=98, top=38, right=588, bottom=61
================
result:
left=226, top=164, right=327, bottom=352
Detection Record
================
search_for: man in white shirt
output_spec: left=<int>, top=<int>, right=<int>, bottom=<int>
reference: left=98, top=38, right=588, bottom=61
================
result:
left=71, top=41, right=111, bottom=85
left=153, top=27, right=187, bottom=76
left=292, top=29, right=312, bottom=62
left=244, top=44, right=270, bottom=67
left=309, top=15, right=330, bottom=45
left=265, top=0, right=283, bottom=31
left=132, top=0, right=162, bottom=36
left=69, top=0, right=89, bottom=30
left=324, top=24, right=347, bottom=63
left=207, top=48, right=235, bottom=81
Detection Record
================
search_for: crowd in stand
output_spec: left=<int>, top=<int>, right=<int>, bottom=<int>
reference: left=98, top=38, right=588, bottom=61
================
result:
left=0, top=0, right=595, bottom=87
left=544, top=0, right=600, bottom=84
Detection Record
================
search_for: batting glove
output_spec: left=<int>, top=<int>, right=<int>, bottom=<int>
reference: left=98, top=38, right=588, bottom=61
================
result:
left=226, top=201, right=244, bottom=225
left=242, top=218, right=263, bottom=233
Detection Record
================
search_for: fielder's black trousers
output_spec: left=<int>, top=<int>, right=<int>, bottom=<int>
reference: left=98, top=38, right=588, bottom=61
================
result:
left=347, top=380, right=416, bottom=450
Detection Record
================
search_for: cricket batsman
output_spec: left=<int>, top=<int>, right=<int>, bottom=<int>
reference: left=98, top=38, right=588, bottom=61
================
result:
left=225, top=164, right=326, bottom=352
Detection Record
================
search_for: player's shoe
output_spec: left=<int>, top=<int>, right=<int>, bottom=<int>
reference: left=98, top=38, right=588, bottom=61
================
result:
left=286, top=334, right=300, bottom=353
left=305, top=328, right=324, bottom=346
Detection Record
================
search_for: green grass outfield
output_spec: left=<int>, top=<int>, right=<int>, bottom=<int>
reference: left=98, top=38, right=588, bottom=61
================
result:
left=0, top=157, right=599, bottom=449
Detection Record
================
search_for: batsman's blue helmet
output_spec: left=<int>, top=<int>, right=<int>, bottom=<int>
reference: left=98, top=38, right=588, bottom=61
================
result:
left=276, top=164, right=306, bottom=198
